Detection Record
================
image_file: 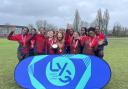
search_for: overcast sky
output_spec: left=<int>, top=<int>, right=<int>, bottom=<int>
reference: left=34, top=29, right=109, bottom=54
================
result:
left=0, top=0, right=128, bottom=28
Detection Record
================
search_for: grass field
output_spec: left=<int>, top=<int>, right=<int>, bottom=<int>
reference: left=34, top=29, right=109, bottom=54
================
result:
left=0, top=38, right=128, bottom=89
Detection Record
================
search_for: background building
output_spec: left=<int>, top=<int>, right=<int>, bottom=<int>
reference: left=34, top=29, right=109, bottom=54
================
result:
left=0, top=25, right=25, bottom=37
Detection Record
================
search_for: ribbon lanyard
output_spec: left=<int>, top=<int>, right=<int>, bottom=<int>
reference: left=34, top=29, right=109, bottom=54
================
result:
left=89, top=38, right=95, bottom=47
left=31, top=40, right=35, bottom=48
left=22, top=35, right=27, bottom=47
left=49, top=38, right=54, bottom=47
left=73, top=40, right=78, bottom=48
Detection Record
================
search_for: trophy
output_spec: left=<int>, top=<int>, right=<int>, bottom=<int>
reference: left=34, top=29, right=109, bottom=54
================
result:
left=51, top=43, right=58, bottom=53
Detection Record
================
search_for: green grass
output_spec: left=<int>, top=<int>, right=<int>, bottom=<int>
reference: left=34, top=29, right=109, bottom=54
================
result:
left=0, top=38, right=128, bottom=89
left=104, top=38, right=128, bottom=89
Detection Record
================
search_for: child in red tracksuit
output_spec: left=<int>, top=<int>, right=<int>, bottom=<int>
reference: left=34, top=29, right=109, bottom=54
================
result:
left=56, top=31, right=65, bottom=54
left=8, top=27, right=32, bottom=61
left=80, top=27, right=88, bottom=52
left=34, top=27, right=46, bottom=55
left=64, top=26, right=74, bottom=53
left=29, top=28, right=37, bottom=56
left=46, top=30, right=57, bottom=54
left=82, top=27, right=98, bottom=55
left=70, top=31, right=81, bottom=54
left=95, top=26, right=108, bottom=58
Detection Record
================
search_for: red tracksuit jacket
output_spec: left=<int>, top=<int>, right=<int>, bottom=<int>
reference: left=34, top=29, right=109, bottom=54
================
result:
left=46, top=38, right=57, bottom=54
left=83, top=36, right=98, bottom=55
left=80, top=35, right=87, bottom=46
left=65, top=29, right=73, bottom=47
left=56, top=41, right=65, bottom=54
left=35, top=34, right=46, bottom=54
left=97, top=32, right=105, bottom=41
left=70, top=39, right=81, bottom=54
left=8, top=32, right=31, bottom=55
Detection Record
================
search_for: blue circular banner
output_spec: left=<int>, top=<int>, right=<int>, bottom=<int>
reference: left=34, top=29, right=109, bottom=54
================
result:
left=14, top=54, right=111, bottom=89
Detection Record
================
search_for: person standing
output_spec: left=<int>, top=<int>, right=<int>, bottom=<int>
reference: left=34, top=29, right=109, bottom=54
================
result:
left=29, top=28, right=37, bottom=56
left=70, top=31, right=81, bottom=54
left=34, top=27, right=46, bottom=55
left=8, top=27, right=32, bottom=61
left=56, top=31, right=65, bottom=54
left=95, top=26, right=108, bottom=58
left=82, top=27, right=98, bottom=55
left=65, top=25, right=74, bottom=53
left=80, top=27, right=88, bottom=52
left=46, top=30, right=57, bottom=54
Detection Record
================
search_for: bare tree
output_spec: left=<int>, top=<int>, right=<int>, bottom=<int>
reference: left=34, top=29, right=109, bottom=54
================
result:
left=36, top=20, right=43, bottom=30
left=93, top=9, right=110, bottom=34
left=103, top=9, right=110, bottom=35
left=112, top=23, right=128, bottom=37
left=73, top=9, right=81, bottom=31
left=45, top=23, right=58, bottom=31
left=80, top=20, right=89, bottom=28
left=28, top=24, right=34, bottom=30
left=90, top=19, right=98, bottom=27
left=96, top=9, right=103, bottom=30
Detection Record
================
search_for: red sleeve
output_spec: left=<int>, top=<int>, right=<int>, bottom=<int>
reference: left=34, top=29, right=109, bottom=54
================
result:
left=65, top=29, right=70, bottom=46
left=95, top=39, right=98, bottom=47
left=42, top=36, right=46, bottom=53
left=26, top=34, right=35, bottom=43
left=84, top=36, right=89, bottom=42
left=90, top=37, right=98, bottom=48
left=79, top=36, right=83, bottom=46
left=93, top=38, right=98, bottom=48
left=99, top=33, right=105, bottom=40
left=45, top=38, right=48, bottom=54
left=8, top=32, right=21, bottom=41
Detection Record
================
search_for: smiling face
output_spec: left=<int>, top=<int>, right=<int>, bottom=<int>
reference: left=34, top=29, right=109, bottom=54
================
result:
left=95, top=26, right=100, bottom=35
left=48, top=31, right=54, bottom=38
left=69, top=29, right=74, bottom=36
left=73, top=32, right=79, bottom=39
left=89, top=31, right=95, bottom=37
left=21, top=27, right=29, bottom=35
left=39, top=27, right=45, bottom=35
left=31, top=28, right=36, bottom=35
left=81, top=27, right=86, bottom=35
left=57, top=32, right=63, bottom=41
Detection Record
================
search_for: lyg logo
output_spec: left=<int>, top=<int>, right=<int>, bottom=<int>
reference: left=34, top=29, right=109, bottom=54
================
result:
left=15, top=54, right=111, bottom=89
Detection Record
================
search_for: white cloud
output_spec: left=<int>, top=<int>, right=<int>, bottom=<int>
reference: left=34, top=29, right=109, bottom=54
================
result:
left=0, top=0, right=128, bottom=28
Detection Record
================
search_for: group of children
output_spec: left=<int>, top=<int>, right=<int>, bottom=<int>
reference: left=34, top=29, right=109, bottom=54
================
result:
left=8, top=25, right=108, bottom=62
